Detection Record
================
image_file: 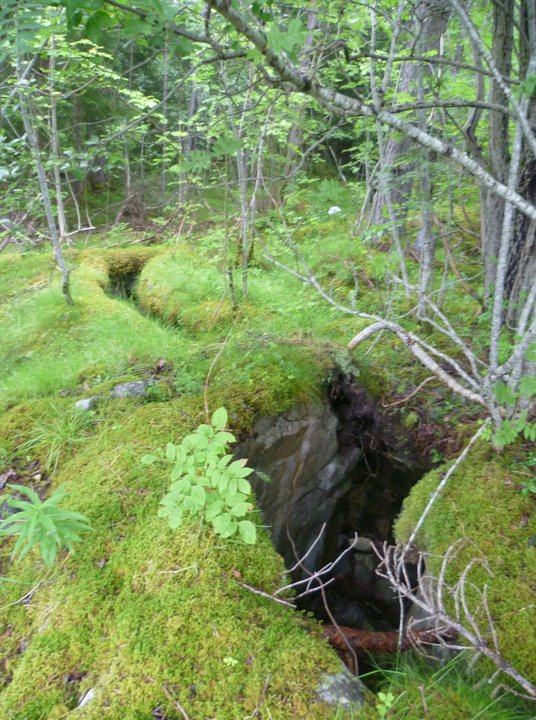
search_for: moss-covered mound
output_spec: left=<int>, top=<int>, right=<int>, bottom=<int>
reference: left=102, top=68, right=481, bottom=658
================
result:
left=395, top=447, right=536, bottom=687
left=0, top=248, right=343, bottom=719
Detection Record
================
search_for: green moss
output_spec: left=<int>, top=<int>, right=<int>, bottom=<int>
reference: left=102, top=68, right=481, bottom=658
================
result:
left=1, top=227, right=533, bottom=718
left=395, top=447, right=536, bottom=685
left=0, top=392, right=341, bottom=719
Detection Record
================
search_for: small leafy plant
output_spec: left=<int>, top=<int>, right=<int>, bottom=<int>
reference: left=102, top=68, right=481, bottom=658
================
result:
left=142, top=407, right=257, bottom=544
left=376, top=690, right=395, bottom=719
left=0, top=484, right=92, bottom=567
left=519, top=478, right=536, bottom=498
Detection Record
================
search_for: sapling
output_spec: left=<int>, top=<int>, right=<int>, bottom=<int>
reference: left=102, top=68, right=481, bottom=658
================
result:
left=142, top=407, right=258, bottom=544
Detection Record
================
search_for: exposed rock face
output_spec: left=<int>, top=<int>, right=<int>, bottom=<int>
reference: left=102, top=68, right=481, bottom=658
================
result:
left=240, top=375, right=428, bottom=631
left=240, top=402, right=361, bottom=571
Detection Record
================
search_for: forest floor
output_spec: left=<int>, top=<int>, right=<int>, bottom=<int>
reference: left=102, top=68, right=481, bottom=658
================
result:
left=0, top=203, right=534, bottom=719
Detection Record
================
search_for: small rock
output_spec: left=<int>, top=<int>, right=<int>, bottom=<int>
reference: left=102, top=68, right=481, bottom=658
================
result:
left=109, top=380, right=153, bottom=400
left=317, top=667, right=366, bottom=708
left=74, top=397, right=100, bottom=412
left=0, top=500, right=17, bottom=522
left=0, top=468, right=18, bottom=490
left=353, top=536, right=375, bottom=553
left=77, top=688, right=95, bottom=709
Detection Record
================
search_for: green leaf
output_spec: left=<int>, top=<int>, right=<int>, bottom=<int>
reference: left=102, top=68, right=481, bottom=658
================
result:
left=211, top=407, right=228, bottom=430
left=519, top=375, right=536, bottom=399
left=167, top=508, right=183, bottom=529
left=238, top=520, right=256, bottom=545
left=213, top=512, right=237, bottom=538
left=212, top=134, right=242, bottom=158
left=230, top=502, right=250, bottom=517
left=205, top=499, right=223, bottom=522
left=493, top=381, right=518, bottom=406
left=266, top=18, right=309, bottom=56
left=225, top=492, right=248, bottom=507
left=237, top=478, right=252, bottom=494
left=523, top=424, right=536, bottom=442
left=165, top=443, right=176, bottom=461
left=169, top=478, right=191, bottom=494
left=141, top=454, right=157, bottom=465
left=179, top=150, right=211, bottom=174
left=213, top=431, right=236, bottom=446
left=84, top=10, right=114, bottom=44
left=218, top=454, right=234, bottom=468
left=190, top=484, right=206, bottom=508
left=8, top=484, right=42, bottom=505
left=229, top=459, right=253, bottom=477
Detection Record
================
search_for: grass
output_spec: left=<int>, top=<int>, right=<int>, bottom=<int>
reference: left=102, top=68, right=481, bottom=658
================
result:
left=18, top=406, right=98, bottom=473
left=355, top=654, right=532, bottom=720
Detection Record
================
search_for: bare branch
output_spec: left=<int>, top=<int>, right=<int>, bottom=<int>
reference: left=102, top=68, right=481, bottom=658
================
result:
left=348, top=321, right=486, bottom=406
left=375, top=544, right=536, bottom=699
left=402, top=420, right=490, bottom=553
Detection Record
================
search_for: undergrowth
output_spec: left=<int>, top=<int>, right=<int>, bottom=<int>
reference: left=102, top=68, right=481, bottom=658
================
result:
left=0, top=203, right=534, bottom=718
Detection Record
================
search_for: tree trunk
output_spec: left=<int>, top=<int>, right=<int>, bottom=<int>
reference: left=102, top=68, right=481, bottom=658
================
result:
left=17, top=66, right=73, bottom=304
left=283, top=6, right=317, bottom=182
left=370, top=0, right=452, bottom=238
left=505, top=0, right=536, bottom=326
left=49, top=35, right=68, bottom=240
left=481, top=0, right=514, bottom=302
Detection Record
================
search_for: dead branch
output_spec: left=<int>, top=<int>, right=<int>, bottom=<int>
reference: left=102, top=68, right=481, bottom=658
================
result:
left=322, top=623, right=454, bottom=654
left=374, top=543, right=536, bottom=699
left=402, top=419, right=490, bottom=554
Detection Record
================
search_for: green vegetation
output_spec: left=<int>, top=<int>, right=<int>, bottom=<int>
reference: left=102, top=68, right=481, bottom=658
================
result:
left=0, top=484, right=91, bottom=567
left=356, top=655, right=532, bottom=720
left=146, top=407, right=258, bottom=544
left=395, top=450, right=536, bottom=684
left=0, top=247, right=344, bottom=719
left=0, top=233, right=533, bottom=718
left=1, top=0, right=536, bottom=715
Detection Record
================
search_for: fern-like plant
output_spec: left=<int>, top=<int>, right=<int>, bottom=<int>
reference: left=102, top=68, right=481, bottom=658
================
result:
left=0, top=484, right=92, bottom=567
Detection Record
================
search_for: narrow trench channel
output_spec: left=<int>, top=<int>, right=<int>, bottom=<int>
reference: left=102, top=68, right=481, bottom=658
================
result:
left=107, top=270, right=141, bottom=301
left=240, top=375, right=430, bottom=676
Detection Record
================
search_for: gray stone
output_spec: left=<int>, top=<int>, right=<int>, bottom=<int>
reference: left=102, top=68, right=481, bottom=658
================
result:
left=77, top=687, right=96, bottom=709
left=109, top=380, right=153, bottom=400
left=353, top=536, right=375, bottom=553
left=74, top=396, right=100, bottom=412
left=317, top=667, right=366, bottom=708
left=238, top=403, right=362, bottom=570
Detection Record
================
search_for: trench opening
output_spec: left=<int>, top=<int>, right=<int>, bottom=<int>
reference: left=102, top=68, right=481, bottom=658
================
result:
left=107, top=269, right=140, bottom=301
left=243, top=373, right=430, bottom=674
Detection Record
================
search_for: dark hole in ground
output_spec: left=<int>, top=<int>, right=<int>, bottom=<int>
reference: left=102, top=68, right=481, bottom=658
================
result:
left=241, top=373, right=430, bottom=671
left=108, top=270, right=140, bottom=300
